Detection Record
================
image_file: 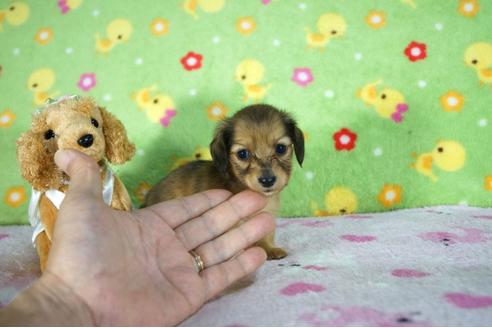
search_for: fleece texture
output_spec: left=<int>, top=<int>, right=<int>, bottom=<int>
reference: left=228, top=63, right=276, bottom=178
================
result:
left=1, top=206, right=492, bottom=326
left=1, top=0, right=492, bottom=224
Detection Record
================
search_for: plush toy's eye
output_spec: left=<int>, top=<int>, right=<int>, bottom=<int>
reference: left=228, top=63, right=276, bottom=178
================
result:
left=44, top=129, right=55, bottom=140
left=275, top=144, right=287, bottom=155
left=237, top=149, right=250, bottom=160
left=91, top=118, right=99, bottom=128
left=472, top=59, right=478, bottom=65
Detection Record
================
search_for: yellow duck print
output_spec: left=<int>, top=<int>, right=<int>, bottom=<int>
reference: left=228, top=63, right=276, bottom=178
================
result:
left=95, top=19, right=133, bottom=54
left=171, top=146, right=212, bottom=170
left=358, top=80, right=409, bottom=123
left=183, top=0, right=225, bottom=19
left=305, top=13, right=347, bottom=50
left=27, top=69, right=59, bottom=106
left=312, top=186, right=358, bottom=216
left=132, top=86, right=177, bottom=127
left=411, top=140, right=466, bottom=182
left=464, top=42, right=492, bottom=87
left=235, top=59, right=271, bottom=103
left=0, top=1, right=30, bottom=31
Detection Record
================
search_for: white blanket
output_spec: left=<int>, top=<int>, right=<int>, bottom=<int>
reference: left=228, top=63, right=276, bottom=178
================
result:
left=1, top=206, right=491, bottom=326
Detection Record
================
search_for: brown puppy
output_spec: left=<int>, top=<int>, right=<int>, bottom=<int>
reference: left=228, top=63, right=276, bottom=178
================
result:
left=144, top=104, right=304, bottom=259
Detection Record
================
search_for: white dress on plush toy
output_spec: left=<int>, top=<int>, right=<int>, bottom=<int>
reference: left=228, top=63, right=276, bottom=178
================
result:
left=28, top=167, right=115, bottom=245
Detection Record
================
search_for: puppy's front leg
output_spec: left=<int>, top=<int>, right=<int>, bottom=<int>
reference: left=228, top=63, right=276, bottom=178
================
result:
left=255, top=231, right=287, bottom=260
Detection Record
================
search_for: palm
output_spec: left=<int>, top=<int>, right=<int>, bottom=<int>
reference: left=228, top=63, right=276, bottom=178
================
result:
left=46, top=183, right=272, bottom=326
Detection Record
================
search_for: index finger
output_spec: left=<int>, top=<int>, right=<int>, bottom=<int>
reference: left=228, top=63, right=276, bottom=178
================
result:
left=137, top=189, right=232, bottom=228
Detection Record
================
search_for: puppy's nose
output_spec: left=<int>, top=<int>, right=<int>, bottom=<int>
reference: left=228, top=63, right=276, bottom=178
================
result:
left=258, top=175, right=276, bottom=188
left=78, top=134, right=94, bottom=148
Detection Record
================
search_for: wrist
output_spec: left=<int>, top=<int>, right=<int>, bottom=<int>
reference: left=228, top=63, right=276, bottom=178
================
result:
left=0, top=271, right=94, bottom=326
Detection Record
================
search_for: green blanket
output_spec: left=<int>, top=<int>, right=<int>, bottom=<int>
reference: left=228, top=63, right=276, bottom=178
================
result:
left=1, top=0, right=491, bottom=224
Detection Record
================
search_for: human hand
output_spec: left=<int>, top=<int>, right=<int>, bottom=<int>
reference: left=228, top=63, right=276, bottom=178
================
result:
left=1, top=149, right=274, bottom=326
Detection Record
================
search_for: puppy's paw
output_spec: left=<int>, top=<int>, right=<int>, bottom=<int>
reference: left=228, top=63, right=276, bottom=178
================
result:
left=266, top=247, right=287, bottom=260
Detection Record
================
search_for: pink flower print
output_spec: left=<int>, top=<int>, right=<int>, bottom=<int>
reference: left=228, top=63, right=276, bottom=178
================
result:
left=58, top=0, right=69, bottom=14
left=419, top=227, right=491, bottom=246
left=292, top=68, right=313, bottom=87
left=77, top=73, right=96, bottom=92
left=280, top=282, right=326, bottom=296
left=340, top=234, right=377, bottom=242
left=0, top=233, right=9, bottom=240
left=444, top=293, right=492, bottom=309
left=159, top=109, right=177, bottom=127
left=392, top=269, right=430, bottom=278
left=261, top=0, right=271, bottom=4
left=391, top=103, right=409, bottom=123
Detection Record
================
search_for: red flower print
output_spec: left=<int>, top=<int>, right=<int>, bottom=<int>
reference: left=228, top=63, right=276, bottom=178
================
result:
left=333, top=128, right=357, bottom=151
left=180, top=51, right=203, bottom=71
left=404, top=41, right=427, bottom=62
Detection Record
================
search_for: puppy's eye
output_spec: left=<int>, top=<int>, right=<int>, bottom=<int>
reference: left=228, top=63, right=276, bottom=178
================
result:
left=91, top=118, right=99, bottom=128
left=275, top=144, right=287, bottom=155
left=237, top=149, right=250, bottom=160
left=44, top=129, right=55, bottom=140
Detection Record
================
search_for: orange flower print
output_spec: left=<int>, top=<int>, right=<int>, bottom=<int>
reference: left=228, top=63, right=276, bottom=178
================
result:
left=378, top=184, right=402, bottom=208
left=365, top=11, right=386, bottom=29
left=150, top=18, right=169, bottom=36
left=207, top=101, right=228, bottom=121
left=134, top=181, right=151, bottom=203
left=458, top=0, right=479, bottom=17
left=0, top=110, right=16, bottom=128
left=4, top=186, right=26, bottom=208
left=485, top=175, right=492, bottom=191
left=440, top=91, right=464, bottom=112
left=34, top=27, right=53, bottom=45
left=236, top=17, right=256, bottom=35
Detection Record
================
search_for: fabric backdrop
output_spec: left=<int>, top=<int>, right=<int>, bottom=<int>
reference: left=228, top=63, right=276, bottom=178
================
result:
left=0, top=0, right=491, bottom=224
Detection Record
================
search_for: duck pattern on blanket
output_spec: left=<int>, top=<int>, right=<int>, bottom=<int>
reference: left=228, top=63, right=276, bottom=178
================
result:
left=0, top=0, right=491, bottom=223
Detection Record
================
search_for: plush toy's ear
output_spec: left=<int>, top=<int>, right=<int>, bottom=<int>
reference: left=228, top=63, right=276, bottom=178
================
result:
left=283, top=115, right=305, bottom=167
left=210, top=119, right=233, bottom=175
left=100, top=107, right=135, bottom=164
left=16, top=131, right=63, bottom=191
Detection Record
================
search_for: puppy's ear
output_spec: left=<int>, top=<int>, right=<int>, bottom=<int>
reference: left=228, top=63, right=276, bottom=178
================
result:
left=100, top=107, right=135, bottom=164
left=210, top=119, right=233, bottom=175
left=16, top=131, right=63, bottom=191
left=284, top=116, right=304, bottom=167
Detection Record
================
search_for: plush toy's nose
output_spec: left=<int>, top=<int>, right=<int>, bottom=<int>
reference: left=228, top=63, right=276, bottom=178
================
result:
left=78, top=134, right=94, bottom=148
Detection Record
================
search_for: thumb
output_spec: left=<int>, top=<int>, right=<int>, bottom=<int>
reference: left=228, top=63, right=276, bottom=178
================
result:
left=54, top=149, right=103, bottom=201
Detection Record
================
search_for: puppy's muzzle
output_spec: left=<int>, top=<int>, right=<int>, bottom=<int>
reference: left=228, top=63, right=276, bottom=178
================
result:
left=258, top=175, right=276, bottom=188
left=78, top=134, right=94, bottom=148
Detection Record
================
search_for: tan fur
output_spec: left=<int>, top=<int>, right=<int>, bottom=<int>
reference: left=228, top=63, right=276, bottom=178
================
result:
left=16, top=96, right=135, bottom=271
left=145, top=104, right=304, bottom=260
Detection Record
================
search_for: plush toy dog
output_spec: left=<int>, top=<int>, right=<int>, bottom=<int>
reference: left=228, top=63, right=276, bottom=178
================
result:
left=16, top=95, right=135, bottom=272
